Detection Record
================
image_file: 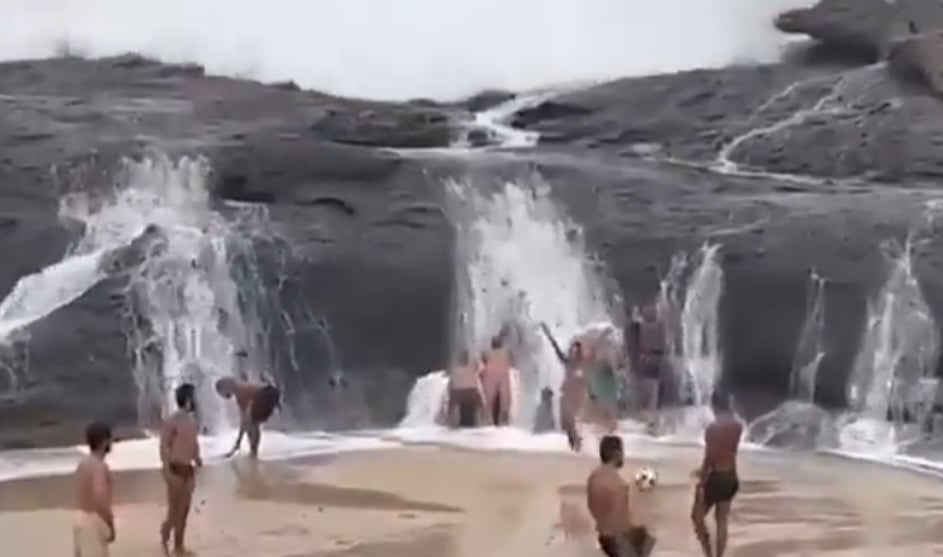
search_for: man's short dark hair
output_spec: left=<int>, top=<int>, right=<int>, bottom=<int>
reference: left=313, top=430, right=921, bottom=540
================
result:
left=86, top=421, right=113, bottom=452
left=599, top=435, right=623, bottom=464
left=175, top=383, right=197, bottom=409
left=490, top=336, right=503, bottom=349
left=711, top=390, right=730, bottom=412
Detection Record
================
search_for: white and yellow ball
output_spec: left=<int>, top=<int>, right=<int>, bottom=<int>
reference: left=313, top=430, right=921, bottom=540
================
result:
left=633, top=467, right=658, bottom=491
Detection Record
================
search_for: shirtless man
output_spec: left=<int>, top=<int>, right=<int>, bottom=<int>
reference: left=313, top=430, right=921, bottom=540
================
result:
left=691, top=391, right=743, bottom=557
left=447, top=349, right=484, bottom=428
left=74, top=422, right=115, bottom=557
left=480, top=335, right=512, bottom=426
left=216, top=377, right=281, bottom=458
left=587, top=435, right=655, bottom=557
left=627, top=305, right=667, bottom=433
left=160, top=383, right=203, bottom=556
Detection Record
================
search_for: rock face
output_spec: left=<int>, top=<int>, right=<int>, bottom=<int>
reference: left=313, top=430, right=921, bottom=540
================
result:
left=4, top=10, right=943, bottom=446
left=887, top=30, right=943, bottom=96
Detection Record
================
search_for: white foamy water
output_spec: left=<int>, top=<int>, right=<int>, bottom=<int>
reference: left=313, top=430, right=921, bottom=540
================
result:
left=447, top=177, right=616, bottom=428
left=0, top=249, right=107, bottom=341
left=4, top=0, right=814, bottom=101
left=58, top=155, right=270, bottom=432
left=0, top=431, right=401, bottom=483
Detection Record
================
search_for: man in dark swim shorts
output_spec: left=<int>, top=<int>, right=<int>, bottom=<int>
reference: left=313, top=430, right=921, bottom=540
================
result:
left=587, top=435, right=656, bottom=557
left=447, top=350, right=483, bottom=428
left=691, top=391, right=742, bottom=557
left=216, top=377, right=282, bottom=459
left=628, top=305, right=666, bottom=432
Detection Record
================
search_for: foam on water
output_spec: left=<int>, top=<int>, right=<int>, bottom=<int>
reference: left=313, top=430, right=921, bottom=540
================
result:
left=0, top=431, right=400, bottom=483
left=4, top=0, right=814, bottom=101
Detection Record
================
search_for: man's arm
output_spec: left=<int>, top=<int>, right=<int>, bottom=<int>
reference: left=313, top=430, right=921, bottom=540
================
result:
left=226, top=417, right=246, bottom=458
left=695, top=427, right=713, bottom=483
left=91, top=465, right=115, bottom=541
left=540, top=323, right=567, bottom=364
left=159, top=419, right=174, bottom=469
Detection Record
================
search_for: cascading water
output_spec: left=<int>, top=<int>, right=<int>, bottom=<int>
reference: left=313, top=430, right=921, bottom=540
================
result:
left=840, top=238, right=940, bottom=454
left=400, top=176, right=616, bottom=430
left=59, top=155, right=268, bottom=433
left=792, top=270, right=827, bottom=404
left=746, top=269, right=830, bottom=448
left=657, top=243, right=725, bottom=438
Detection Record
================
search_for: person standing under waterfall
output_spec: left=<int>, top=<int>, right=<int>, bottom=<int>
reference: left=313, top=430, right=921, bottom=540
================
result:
left=216, top=376, right=282, bottom=459
left=73, top=421, right=115, bottom=557
left=160, top=383, right=203, bottom=556
left=691, top=391, right=742, bottom=557
left=627, top=304, right=666, bottom=433
left=480, top=335, right=513, bottom=426
left=541, top=323, right=588, bottom=451
left=447, top=349, right=484, bottom=428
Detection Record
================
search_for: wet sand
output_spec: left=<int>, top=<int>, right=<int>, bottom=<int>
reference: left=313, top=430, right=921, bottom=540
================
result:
left=1, top=443, right=943, bottom=556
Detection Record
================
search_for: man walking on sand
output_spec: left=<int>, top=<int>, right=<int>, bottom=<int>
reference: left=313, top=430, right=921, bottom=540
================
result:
left=160, top=383, right=203, bottom=556
left=587, top=435, right=656, bottom=557
left=691, top=391, right=743, bottom=557
left=216, top=376, right=281, bottom=458
left=74, top=421, right=115, bottom=557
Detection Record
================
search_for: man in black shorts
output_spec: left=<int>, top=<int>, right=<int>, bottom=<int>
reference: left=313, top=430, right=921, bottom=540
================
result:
left=587, top=435, right=656, bottom=557
left=691, top=391, right=742, bottom=557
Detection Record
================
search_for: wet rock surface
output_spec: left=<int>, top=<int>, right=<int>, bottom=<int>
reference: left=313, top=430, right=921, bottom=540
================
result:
left=3, top=0, right=943, bottom=447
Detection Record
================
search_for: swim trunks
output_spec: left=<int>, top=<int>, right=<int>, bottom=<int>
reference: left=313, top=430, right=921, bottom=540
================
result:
left=598, top=527, right=656, bottom=557
left=73, top=511, right=110, bottom=557
left=702, top=469, right=739, bottom=509
left=250, top=385, right=281, bottom=423
left=638, top=351, right=664, bottom=380
left=168, top=462, right=195, bottom=481
left=449, top=388, right=481, bottom=428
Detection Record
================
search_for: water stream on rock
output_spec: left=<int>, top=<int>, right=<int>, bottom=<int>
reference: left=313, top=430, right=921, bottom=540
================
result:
left=745, top=269, right=830, bottom=449
left=656, top=243, right=725, bottom=439
left=58, top=156, right=262, bottom=432
left=400, top=177, right=616, bottom=430
left=792, top=269, right=827, bottom=404
left=839, top=238, right=940, bottom=455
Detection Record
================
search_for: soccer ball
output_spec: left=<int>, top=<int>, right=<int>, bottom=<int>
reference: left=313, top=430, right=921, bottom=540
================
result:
left=634, top=467, right=658, bottom=491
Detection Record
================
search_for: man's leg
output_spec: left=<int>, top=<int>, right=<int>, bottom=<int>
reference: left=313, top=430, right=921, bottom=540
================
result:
left=691, top=487, right=713, bottom=557
left=248, top=422, right=261, bottom=459
left=714, top=501, right=731, bottom=557
left=161, top=473, right=182, bottom=554
left=173, top=476, right=195, bottom=555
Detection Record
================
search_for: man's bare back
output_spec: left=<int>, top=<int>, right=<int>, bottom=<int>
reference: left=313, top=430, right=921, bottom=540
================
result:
left=74, top=422, right=115, bottom=557
left=161, top=410, right=202, bottom=469
left=587, top=435, right=655, bottom=557
left=587, top=465, right=630, bottom=537
left=691, top=393, right=742, bottom=557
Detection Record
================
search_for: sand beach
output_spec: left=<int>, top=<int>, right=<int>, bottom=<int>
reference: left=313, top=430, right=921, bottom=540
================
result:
left=1, top=442, right=942, bottom=557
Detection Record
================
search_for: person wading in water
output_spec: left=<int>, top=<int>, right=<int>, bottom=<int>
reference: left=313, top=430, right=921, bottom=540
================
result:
left=480, top=335, right=513, bottom=426
left=447, top=349, right=484, bottom=428
left=627, top=304, right=667, bottom=433
left=691, top=391, right=743, bottom=557
left=216, top=375, right=281, bottom=459
left=541, top=323, right=588, bottom=452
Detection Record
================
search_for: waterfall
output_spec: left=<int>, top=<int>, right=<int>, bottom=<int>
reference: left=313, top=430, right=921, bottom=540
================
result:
left=679, top=243, right=725, bottom=407
left=791, top=270, right=827, bottom=403
left=59, top=155, right=272, bottom=433
left=400, top=176, right=616, bottom=429
left=848, top=240, right=938, bottom=424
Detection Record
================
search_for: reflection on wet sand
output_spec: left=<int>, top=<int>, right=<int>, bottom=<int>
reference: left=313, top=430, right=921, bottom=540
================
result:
left=0, top=445, right=942, bottom=556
